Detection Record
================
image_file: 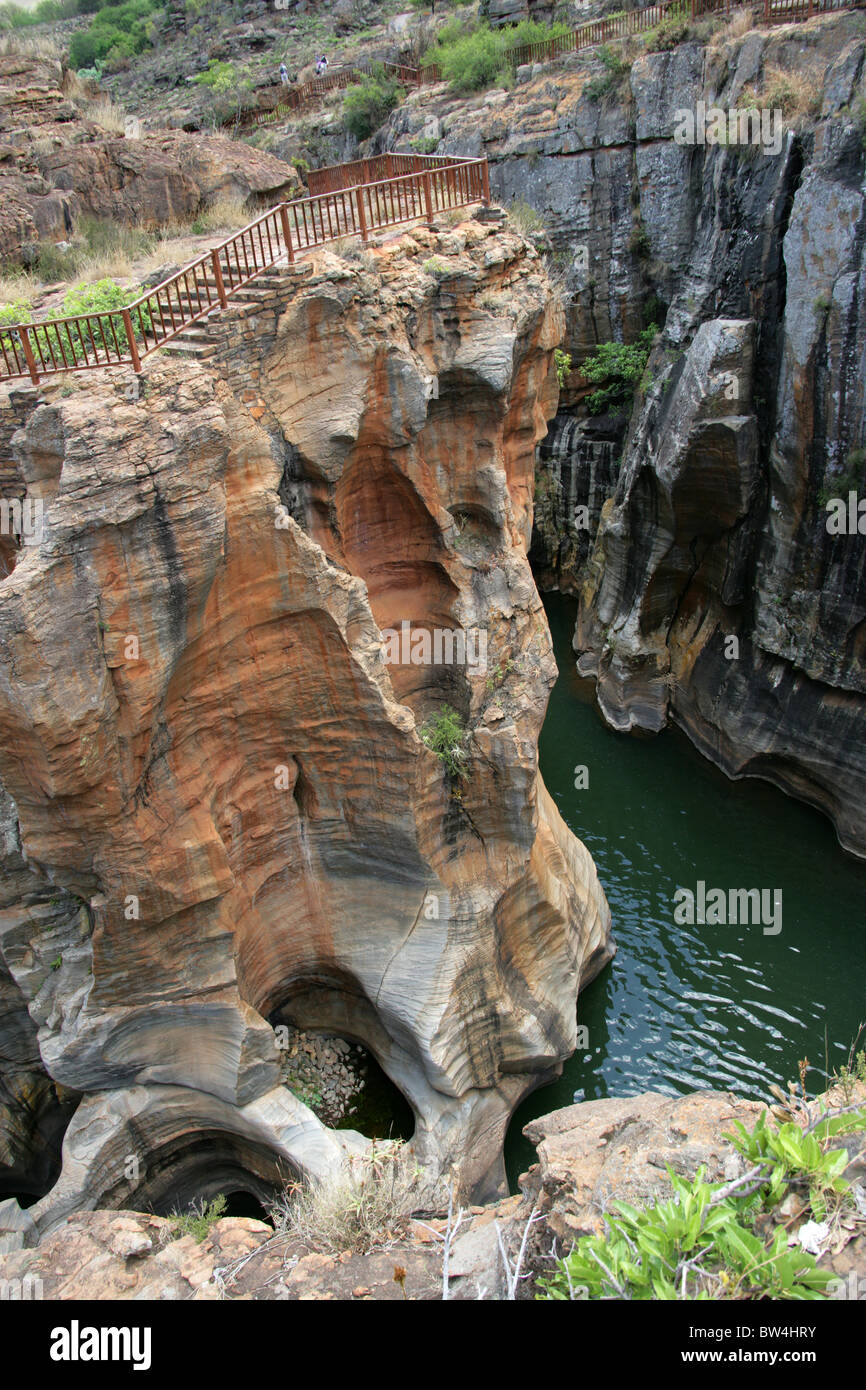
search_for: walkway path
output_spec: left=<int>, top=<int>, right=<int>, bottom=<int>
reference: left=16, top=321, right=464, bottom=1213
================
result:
left=0, top=154, right=489, bottom=384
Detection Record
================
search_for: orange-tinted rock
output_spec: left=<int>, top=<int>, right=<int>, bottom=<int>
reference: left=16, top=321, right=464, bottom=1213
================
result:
left=0, top=221, right=612, bottom=1215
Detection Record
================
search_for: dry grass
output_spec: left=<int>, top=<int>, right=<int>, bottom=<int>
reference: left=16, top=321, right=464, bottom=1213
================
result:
left=190, top=194, right=251, bottom=234
left=0, top=267, right=35, bottom=310
left=709, top=7, right=757, bottom=51
left=81, top=96, right=128, bottom=135
left=752, top=64, right=822, bottom=120
left=270, top=1141, right=423, bottom=1255
left=0, top=31, right=63, bottom=59
left=506, top=198, right=545, bottom=235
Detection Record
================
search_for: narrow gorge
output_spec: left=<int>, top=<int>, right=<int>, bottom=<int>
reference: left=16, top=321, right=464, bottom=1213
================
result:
left=0, top=0, right=863, bottom=1319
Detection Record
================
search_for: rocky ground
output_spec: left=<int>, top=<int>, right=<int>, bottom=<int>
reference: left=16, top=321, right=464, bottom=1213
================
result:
left=277, top=1028, right=367, bottom=1127
left=1, top=1084, right=862, bottom=1299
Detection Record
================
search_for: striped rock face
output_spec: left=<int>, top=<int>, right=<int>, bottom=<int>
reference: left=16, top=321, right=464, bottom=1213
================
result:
left=0, top=221, right=611, bottom=1223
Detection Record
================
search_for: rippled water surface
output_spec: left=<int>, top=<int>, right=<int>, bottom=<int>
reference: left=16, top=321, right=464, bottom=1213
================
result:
left=504, top=593, right=866, bottom=1187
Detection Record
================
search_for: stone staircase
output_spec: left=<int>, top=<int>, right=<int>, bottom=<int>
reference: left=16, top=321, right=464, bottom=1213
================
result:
left=158, top=263, right=296, bottom=361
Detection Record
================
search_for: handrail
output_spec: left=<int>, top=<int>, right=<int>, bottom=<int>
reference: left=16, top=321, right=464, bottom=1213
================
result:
left=0, top=154, right=490, bottom=384
left=231, top=59, right=429, bottom=130
left=420, top=0, right=861, bottom=75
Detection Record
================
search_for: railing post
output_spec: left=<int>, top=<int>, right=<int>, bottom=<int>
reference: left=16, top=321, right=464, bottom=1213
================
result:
left=17, top=326, right=39, bottom=385
left=481, top=158, right=490, bottom=206
left=279, top=202, right=295, bottom=262
left=423, top=170, right=435, bottom=226
left=210, top=248, right=228, bottom=307
left=355, top=185, right=369, bottom=244
left=121, top=309, right=141, bottom=374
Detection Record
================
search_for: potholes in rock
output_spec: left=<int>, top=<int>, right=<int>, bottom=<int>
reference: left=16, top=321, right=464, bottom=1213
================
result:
left=220, top=1191, right=274, bottom=1224
left=122, top=1132, right=290, bottom=1226
left=275, top=1025, right=414, bottom=1141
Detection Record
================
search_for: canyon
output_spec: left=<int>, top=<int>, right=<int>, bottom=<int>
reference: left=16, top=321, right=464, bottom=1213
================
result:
left=388, top=8, right=866, bottom=856
left=0, top=0, right=864, bottom=1306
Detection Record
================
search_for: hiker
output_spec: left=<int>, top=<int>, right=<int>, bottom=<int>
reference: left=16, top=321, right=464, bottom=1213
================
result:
left=315, top=54, right=328, bottom=76
left=279, top=62, right=289, bottom=86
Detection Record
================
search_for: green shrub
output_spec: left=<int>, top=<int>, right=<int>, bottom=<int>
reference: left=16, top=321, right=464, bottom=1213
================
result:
left=539, top=1105, right=866, bottom=1300
left=20, top=279, right=152, bottom=365
left=168, top=1194, right=227, bottom=1243
left=423, top=17, right=570, bottom=93
left=68, top=0, right=157, bottom=70
left=554, top=348, right=571, bottom=388
left=644, top=6, right=691, bottom=52
left=419, top=704, right=467, bottom=779
left=431, top=26, right=505, bottom=92
left=342, top=70, right=404, bottom=141
left=0, top=300, right=33, bottom=360
left=580, top=325, right=656, bottom=414
left=0, top=0, right=78, bottom=28
left=584, top=43, right=631, bottom=101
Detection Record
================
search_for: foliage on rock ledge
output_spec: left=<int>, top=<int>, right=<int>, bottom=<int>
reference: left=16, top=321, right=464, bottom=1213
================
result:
left=539, top=1090, right=866, bottom=1301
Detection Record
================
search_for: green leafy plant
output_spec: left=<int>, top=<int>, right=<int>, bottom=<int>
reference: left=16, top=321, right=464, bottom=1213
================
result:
left=419, top=704, right=467, bottom=779
left=580, top=325, right=656, bottom=415
left=168, top=1194, right=227, bottom=1243
left=50, top=954, right=62, bottom=971
left=540, top=1102, right=866, bottom=1301
left=10, top=279, right=152, bottom=367
left=410, top=135, right=440, bottom=154
left=68, top=0, right=159, bottom=70
left=424, top=18, right=569, bottom=93
left=584, top=42, right=631, bottom=101
left=423, top=256, right=451, bottom=280
left=554, top=347, right=571, bottom=388
left=644, top=11, right=691, bottom=52
left=0, top=299, right=32, bottom=357
left=342, top=69, right=404, bottom=141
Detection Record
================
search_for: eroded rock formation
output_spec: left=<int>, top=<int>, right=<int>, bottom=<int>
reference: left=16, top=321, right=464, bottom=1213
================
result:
left=388, top=11, right=866, bottom=853
left=0, top=216, right=612, bottom=1222
left=0, top=55, right=301, bottom=260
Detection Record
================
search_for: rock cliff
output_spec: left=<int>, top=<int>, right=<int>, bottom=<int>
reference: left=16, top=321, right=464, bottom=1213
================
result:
left=387, top=10, right=866, bottom=854
left=0, top=215, right=612, bottom=1221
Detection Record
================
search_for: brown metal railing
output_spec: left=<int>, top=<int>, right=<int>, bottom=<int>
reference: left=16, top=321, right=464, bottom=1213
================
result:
left=421, top=0, right=859, bottom=77
left=307, top=151, right=468, bottom=196
left=0, top=154, right=489, bottom=383
left=234, top=59, right=428, bottom=130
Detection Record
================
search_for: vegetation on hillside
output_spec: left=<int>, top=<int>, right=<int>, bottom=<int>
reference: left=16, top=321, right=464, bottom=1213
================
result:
left=342, top=66, right=404, bottom=141
left=422, top=16, right=570, bottom=93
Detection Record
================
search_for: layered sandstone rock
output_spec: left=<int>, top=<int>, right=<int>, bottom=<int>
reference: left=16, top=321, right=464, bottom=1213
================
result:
left=0, top=217, right=612, bottom=1220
